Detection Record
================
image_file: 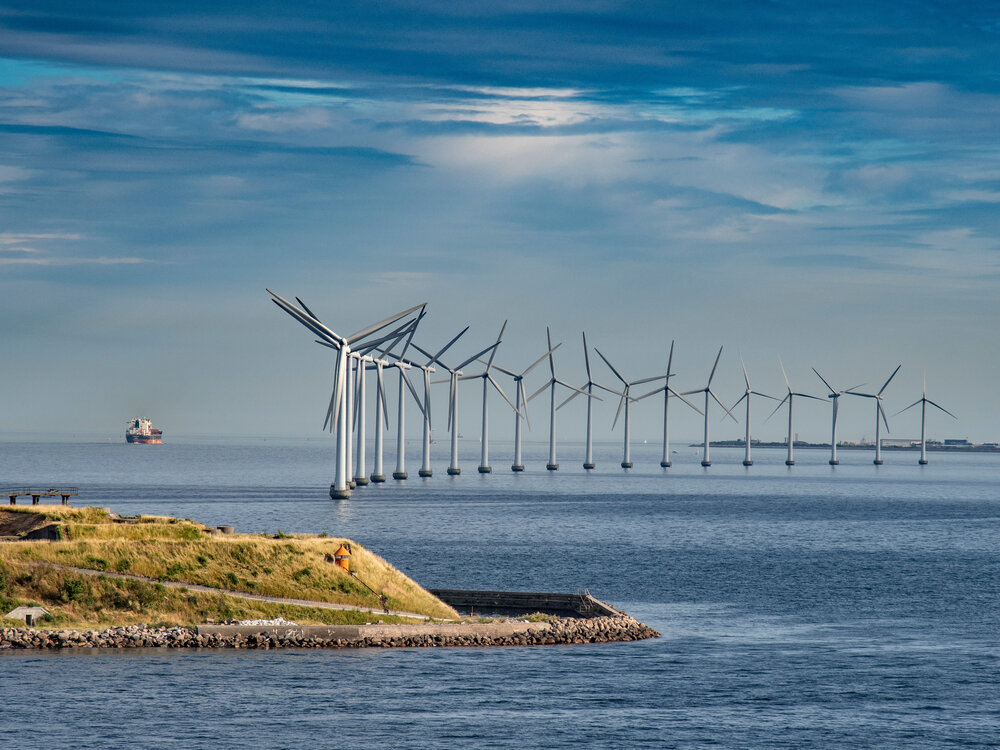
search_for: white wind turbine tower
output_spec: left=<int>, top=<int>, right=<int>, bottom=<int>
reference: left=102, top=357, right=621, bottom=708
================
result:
left=729, top=357, right=776, bottom=467
left=681, top=347, right=737, bottom=467
left=894, top=374, right=956, bottom=465
left=460, top=322, right=519, bottom=473
left=846, top=365, right=901, bottom=465
left=351, top=353, right=374, bottom=485
left=413, top=337, right=502, bottom=476
left=812, top=368, right=863, bottom=466
left=266, top=290, right=424, bottom=499
left=636, top=341, right=701, bottom=468
left=594, top=348, right=664, bottom=469
left=489, top=343, right=561, bottom=471
left=557, top=332, right=617, bottom=470
left=527, top=327, right=589, bottom=471
left=766, top=359, right=823, bottom=466
left=367, top=357, right=391, bottom=482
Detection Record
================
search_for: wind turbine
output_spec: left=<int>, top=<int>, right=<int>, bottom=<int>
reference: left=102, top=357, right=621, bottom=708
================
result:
left=459, top=322, right=519, bottom=473
left=594, top=348, right=664, bottom=469
left=846, top=365, right=901, bottom=465
left=413, top=337, right=502, bottom=476
left=266, top=290, right=424, bottom=498
left=527, top=327, right=589, bottom=471
left=766, top=359, right=823, bottom=466
left=557, top=332, right=617, bottom=470
left=389, top=361, right=425, bottom=480
left=357, top=317, right=424, bottom=483
left=408, top=328, right=468, bottom=478
left=489, top=343, right=561, bottom=471
left=812, top=368, right=862, bottom=466
left=894, top=374, right=956, bottom=465
left=637, top=341, right=702, bottom=467
left=681, top=347, right=737, bottom=467
left=729, top=357, right=777, bottom=466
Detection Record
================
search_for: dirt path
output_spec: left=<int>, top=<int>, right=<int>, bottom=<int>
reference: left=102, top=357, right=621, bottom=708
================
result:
left=30, top=563, right=444, bottom=621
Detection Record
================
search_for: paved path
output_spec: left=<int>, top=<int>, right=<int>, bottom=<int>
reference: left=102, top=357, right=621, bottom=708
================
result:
left=29, top=563, right=443, bottom=621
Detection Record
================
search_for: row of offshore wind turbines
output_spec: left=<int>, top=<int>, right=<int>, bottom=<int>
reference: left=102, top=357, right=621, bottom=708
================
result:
left=268, top=290, right=956, bottom=499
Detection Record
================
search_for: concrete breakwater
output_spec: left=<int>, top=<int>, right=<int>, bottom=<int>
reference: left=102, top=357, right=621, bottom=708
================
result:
left=1, top=615, right=658, bottom=650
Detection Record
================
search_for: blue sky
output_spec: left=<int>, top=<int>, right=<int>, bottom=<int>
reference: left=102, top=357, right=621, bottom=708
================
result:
left=1, top=1, right=998, bottom=445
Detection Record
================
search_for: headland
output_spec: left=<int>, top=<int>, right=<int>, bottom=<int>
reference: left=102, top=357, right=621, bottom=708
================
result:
left=0, top=506, right=657, bottom=649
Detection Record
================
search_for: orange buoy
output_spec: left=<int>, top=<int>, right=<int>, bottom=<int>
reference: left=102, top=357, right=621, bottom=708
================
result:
left=334, top=543, right=351, bottom=572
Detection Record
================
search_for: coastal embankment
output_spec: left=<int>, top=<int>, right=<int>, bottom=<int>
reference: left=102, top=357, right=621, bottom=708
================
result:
left=1, top=614, right=658, bottom=650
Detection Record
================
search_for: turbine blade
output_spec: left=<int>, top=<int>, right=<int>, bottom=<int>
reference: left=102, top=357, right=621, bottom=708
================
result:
left=582, top=332, right=592, bottom=380
left=456, top=341, right=500, bottom=373
left=527, top=380, right=550, bottom=403
left=325, top=348, right=346, bottom=433
left=710, top=389, right=739, bottom=423
left=779, top=357, right=791, bottom=392
left=485, top=321, right=507, bottom=368
left=427, top=326, right=470, bottom=367
left=892, top=399, right=922, bottom=417
left=346, top=302, right=426, bottom=346
left=612, top=394, right=625, bottom=430
left=557, top=389, right=583, bottom=410
left=679, top=388, right=703, bottom=396
left=546, top=327, right=555, bottom=377
left=594, top=347, right=627, bottom=385
left=669, top=387, right=703, bottom=415
left=633, top=387, right=661, bottom=402
left=523, top=344, right=560, bottom=377
left=766, top=394, right=789, bottom=422
left=878, top=400, right=890, bottom=432
left=400, top=369, right=425, bottom=415
left=878, top=364, right=902, bottom=396
left=741, top=356, right=751, bottom=390
left=294, top=296, right=319, bottom=320
left=812, top=367, right=836, bottom=396
left=398, top=307, right=426, bottom=358
left=378, top=367, right=390, bottom=428
left=593, top=382, right=624, bottom=397
left=555, top=378, right=593, bottom=398
left=519, top=381, right=531, bottom=430
left=666, top=340, right=675, bottom=380
left=488, top=374, right=520, bottom=415
left=488, top=363, right=518, bottom=378
left=731, top=392, right=749, bottom=411
left=707, top=346, right=724, bottom=386
left=926, top=399, right=957, bottom=419
left=269, top=293, right=343, bottom=348
left=632, top=374, right=666, bottom=387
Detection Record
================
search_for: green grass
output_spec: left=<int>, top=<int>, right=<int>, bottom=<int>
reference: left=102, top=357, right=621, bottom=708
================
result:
left=0, top=506, right=459, bottom=628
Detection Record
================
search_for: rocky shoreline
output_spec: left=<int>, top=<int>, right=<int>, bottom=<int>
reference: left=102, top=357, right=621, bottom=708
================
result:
left=1, top=615, right=658, bottom=650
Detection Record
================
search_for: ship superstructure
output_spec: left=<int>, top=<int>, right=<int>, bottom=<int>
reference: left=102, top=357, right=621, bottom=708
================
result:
left=125, top=417, right=163, bottom=444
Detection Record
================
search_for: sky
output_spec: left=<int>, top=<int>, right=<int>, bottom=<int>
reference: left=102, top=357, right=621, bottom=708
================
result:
left=1, top=1, right=999, bottom=446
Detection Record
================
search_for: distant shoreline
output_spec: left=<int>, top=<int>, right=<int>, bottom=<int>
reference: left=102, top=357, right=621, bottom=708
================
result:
left=690, top=440, right=1000, bottom=453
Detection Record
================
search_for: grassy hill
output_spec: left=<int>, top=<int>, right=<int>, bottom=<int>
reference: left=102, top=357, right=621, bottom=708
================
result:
left=0, top=506, right=458, bottom=629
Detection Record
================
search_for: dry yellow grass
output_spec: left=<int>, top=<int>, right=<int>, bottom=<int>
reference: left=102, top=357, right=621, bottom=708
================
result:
left=0, top=505, right=458, bottom=627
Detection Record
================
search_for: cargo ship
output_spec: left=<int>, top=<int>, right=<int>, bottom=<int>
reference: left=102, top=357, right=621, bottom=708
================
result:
left=125, top=417, right=163, bottom=444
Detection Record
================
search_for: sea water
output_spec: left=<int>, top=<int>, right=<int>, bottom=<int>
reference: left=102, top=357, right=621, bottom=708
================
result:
left=1, top=438, right=998, bottom=748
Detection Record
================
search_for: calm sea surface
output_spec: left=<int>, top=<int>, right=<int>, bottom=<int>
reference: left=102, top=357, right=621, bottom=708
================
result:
left=2, top=437, right=999, bottom=749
